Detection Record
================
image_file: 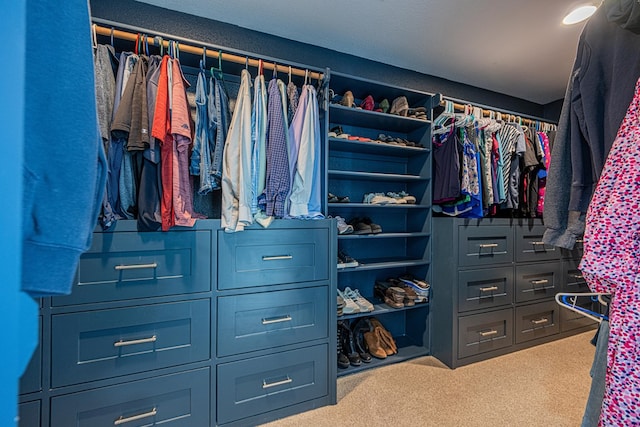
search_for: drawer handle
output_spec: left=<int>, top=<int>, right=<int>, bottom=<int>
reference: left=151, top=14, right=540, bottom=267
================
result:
left=114, top=408, right=157, bottom=425
left=479, top=286, right=499, bottom=292
left=262, top=376, right=293, bottom=389
left=262, top=255, right=293, bottom=261
left=478, top=243, right=498, bottom=249
left=114, top=335, right=157, bottom=347
left=576, top=239, right=584, bottom=244
left=530, top=279, right=549, bottom=285
left=262, top=315, right=292, bottom=325
left=114, top=262, right=158, bottom=271
left=572, top=274, right=584, bottom=279
left=530, top=241, right=546, bottom=246
left=531, top=318, right=549, bottom=325
left=479, top=329, right=498, bottom=337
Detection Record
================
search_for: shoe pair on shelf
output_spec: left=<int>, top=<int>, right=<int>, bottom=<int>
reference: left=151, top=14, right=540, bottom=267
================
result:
left=396, top=274, right=430, bottom=303
left=338, top=319, right=372, bottom=368
left=363, top=191, right=416, bottom=205
left=329, top=215, right=353, bottom=235
left=337, top=250, right=358, bottom=269
left=374, top=279, right=422, bottom=308
left=328, top=192, right=350, bottom=203
left=348, top=217, right=382, bottom=234
left=361, top=317, right=397, bottom=359
left=338, top=287, right=374, bottom=314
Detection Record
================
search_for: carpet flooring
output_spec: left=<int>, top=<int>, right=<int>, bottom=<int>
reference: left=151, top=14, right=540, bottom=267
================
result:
left=261, top=331, right=596, bottom=427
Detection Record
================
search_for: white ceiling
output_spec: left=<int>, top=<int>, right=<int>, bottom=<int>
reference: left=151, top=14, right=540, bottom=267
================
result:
left=136, top=0, right=595, bottom=104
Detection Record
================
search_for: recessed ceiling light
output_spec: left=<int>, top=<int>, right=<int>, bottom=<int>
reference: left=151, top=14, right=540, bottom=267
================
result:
left=563, top=5, right=597, bottom=25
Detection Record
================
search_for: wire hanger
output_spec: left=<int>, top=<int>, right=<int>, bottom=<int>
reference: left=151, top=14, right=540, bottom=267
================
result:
left=304, top=69, right=309, bottom=86
left=91, top=24, right=98, bottom=50
left=288, top=66, right=292, bottom=85
left=273, top=62, right=278, bottom=79
left=110, top=27, right=114, bottom=47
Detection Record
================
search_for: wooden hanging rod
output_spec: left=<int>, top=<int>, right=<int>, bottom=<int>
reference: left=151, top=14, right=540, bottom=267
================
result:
left=440, top=99, right=555, bottom=128
left=93, top=24, right=324, bottom=81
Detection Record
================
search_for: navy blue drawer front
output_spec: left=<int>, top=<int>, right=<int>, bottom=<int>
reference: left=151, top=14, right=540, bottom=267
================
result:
left=217, top=345, right=328, bottom=425
left=53, top=230, right=211, bottom=306
left=515, top=301, right=560, bottom=344
left=516, top=225, right=561, bottom=262
left=51, top=300, right=210, bottom=387
left=457, top=226, right=513, bottom=267
left=50, top=368, right=210, bottom=426
left=515, top=262, right=562, bottom=303
left=18, top=400, right=40, bottom=427
left=458, top=308, right=513, bottom=359
left=218, top=228, right=329, bottom=289
left=563, top=259, right=590, bottom=293
left=458, top=267, right=513, bottom=313
left=19, top=317, right=41, bottom=394
left=560, top=301, right=599, bottom=332
left=561, top=236, right=584, bottom=260
left=217, top=286, right=328, bottom=357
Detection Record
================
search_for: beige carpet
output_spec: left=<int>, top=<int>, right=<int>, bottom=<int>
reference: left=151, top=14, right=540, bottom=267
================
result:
left=262, top=331, right=596, bottom=427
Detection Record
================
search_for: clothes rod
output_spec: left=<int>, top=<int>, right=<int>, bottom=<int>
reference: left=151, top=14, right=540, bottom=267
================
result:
left=439, top=99, right=555, bottom=127
left=93, top=24, right=324, bottom=81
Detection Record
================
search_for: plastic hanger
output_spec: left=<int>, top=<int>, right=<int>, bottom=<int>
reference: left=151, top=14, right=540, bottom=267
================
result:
left=273, top=62, right=278, bottom=79
left=304, top=69, right=309, bottom=86
left=134, top=33, right=140, bottom=55
left=110, top=27, right=114, bottom=47
left=144, top=34, right=149, bottom=56
left=555, top=292, right=609, bottom=323
left=200, top=46, right=207, bottom=71
left=91, top=24, right=98, bottom=50
left=288, top=66, right=292, bottom=85
left=210, top=51, right=224, bottom=81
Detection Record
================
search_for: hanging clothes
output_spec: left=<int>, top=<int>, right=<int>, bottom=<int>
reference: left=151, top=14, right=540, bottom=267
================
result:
left=497, top=122, right=523, bottom=211
left=251, top=73, right=268, bottom=216
left=190, top=65, right=214, bottom=194
left=580, top=76, right=640, bottom=427
left=287, top=80, right=299, bottom=124
left=536, top=131, right=551, bottom=216
left=221, top=69, right=253, bottom=232
left=209, top=75, right=230, bottom=190
left=432, top=127, right=460, bottom=204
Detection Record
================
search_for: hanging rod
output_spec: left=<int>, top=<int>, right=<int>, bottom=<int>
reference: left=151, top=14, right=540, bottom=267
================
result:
left=92, top=23, right=324, bottom=82
left=439, top=98, right=556, bottom=127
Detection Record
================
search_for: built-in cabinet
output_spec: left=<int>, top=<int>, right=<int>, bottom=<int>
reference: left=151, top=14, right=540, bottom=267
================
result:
left=431, top=218, right=597, bottom=368
left=327, top=72, right=440, bottom=375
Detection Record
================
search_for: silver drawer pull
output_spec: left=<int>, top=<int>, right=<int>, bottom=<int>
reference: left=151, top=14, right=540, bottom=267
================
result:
left=479, top=286, right=499, bottom=292
left=479, top=329, right=498, bottom=337
left=114, top=408, right=157, bottom=425
left=262, top=376, right=293, bottom=389
left=262, top=315, right=292, bottom=325
left=572, top=274, right=584, bottom=279
left=530, top=241, right=546, bottom=246
left=114, top=262, right=158, bottom=271
left=262, top=255, right=293, bottom=261
left=114, top=335, right=157, bottom=347
left=530, top=279, right=549, bottom=285
left=576, top=239, right=584, bottom=244
left=478, top=243, right=498, bottom=249
left=531, top=318, right=549, bottom=325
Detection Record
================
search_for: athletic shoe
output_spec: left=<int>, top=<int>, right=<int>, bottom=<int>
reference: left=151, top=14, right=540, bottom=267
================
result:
left=343, top=287, right=375, bottom=312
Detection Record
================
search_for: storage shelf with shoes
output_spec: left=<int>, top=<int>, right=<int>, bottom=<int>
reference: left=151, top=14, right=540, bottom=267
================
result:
left=327, top=71, right=439, bottom=376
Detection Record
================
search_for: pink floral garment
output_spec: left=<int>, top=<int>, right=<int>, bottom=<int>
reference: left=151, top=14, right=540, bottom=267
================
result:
left=580, top=78, right=640, bottom=426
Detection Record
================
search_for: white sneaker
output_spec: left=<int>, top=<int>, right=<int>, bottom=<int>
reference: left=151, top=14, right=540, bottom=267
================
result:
left=334, top=216, right=354, bottom=235
left=337, top=289, right=360, bottom=314
left=344, top=287, right=375, bottom=312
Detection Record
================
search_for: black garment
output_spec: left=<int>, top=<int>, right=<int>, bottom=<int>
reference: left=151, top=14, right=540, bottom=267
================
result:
left=433, top=129, right=461, bottom=204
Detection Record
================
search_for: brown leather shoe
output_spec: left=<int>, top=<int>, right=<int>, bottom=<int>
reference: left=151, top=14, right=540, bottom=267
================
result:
left=363, top=330, right=387, bottom=359
left=370, top=318, right=397, bottom=354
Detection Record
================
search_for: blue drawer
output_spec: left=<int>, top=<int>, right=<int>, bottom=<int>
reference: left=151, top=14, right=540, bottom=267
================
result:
left=53, top=230, right=211, bottom=306
left=51, top=300, right=210, bottom=387
left=515, top=301, right=560, bottom=344
left=458, top=308, right=513, bottom=359
left=217, top=286, right=328, bottom=357
left=50, top=368, right=210, bottom=426
left=19, top=316, right=41, bottom=394
left=18, top=400, right=40, bottom=427
left=218, top=228, right=329, bottom=289
left=516, top=225, right=561, bottom=262
left=217, top=345, right=328, bottom=425
left=457, top=226, right=513, bottom=267
left=458, top=267, right=513, bottom=313
left=515, top=262, right=562, bottom=303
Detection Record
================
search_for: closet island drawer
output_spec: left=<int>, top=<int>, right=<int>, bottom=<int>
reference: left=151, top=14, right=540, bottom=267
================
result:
left=515, top=301, right=560, bottom=344
left=218, top=228, right=329, bottom=289
left=217, top=286, right=328, bottom=357
left=515, top=262, right=562, bottom=303
left=457, top=226, right=513, bottom=267
left=217, top=345, right=328, bottom=425
left=51, top=300, right=210, bottom=387
left=54, top=230, right=211, bottom=306
left=18, top=400, right=40, bottom=427
left=516, top=225, right=561, bottom=262
left=458, top=308, right=513, bottom=359
left=458, top=267, right=513, bottom=312
left=563, top=259, right=590, bottom=293
left=50, top=368, right=210, bottom=426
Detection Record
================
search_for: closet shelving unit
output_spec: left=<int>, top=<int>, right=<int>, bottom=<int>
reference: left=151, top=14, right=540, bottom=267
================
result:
left=327, top=71, right=440, bottom=375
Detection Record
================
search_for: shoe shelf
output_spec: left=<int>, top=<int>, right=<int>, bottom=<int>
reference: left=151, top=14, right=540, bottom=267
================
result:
left=328, top=71, right=437, bottom=375
left=329, top=138, right=429, bottom=157
left=329, top=104, right=430, bottom=133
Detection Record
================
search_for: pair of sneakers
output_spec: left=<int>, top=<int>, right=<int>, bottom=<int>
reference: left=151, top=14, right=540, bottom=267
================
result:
left=331, top=215, right=353, bottom=235
left=337, top=250, right=358, bottom=269
left=338, top=287, right=374, bottom=314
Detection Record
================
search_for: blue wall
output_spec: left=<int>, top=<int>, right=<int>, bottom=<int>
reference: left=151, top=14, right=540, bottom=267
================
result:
left=90, top=0, right=561, bottom=122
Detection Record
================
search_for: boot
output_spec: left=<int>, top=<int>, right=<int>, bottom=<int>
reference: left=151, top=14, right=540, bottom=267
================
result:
left=339, top=321, right=361, bottom=366
left=337, top=321, right=350, bottom=369
left=351, top=319, right=372, bottom=363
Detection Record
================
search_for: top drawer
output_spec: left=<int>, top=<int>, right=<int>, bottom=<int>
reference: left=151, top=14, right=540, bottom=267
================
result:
left=218, top=228, right=329, bottom=290
left=53, top=230, right=212, bottom=306
left=516, top=225, right=561, bottom=262
left=458, top=226, right=513, bottom=267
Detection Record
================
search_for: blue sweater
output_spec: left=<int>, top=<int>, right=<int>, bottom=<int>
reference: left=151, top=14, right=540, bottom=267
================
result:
left=22, top=0, right=107, bottom=297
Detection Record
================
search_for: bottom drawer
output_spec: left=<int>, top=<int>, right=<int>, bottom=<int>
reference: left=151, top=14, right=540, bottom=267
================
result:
left=515, top=301, right=560, bottom=344
left=18, top=400, right=40, bottom=427
left=50, top=368, right=210, bottom=426
left=560, top=302, right=599, bottom=332
left=217, top=345, right=328, bottom=425
left=458, top=308, right=513, bottom=359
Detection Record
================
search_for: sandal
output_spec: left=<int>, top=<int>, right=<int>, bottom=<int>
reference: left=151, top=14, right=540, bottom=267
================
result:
left=339, top=91, right=355, bottom=108
left=390, top=96, right=409, bottom=116
left=360, top=95, right=375, bottom=111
